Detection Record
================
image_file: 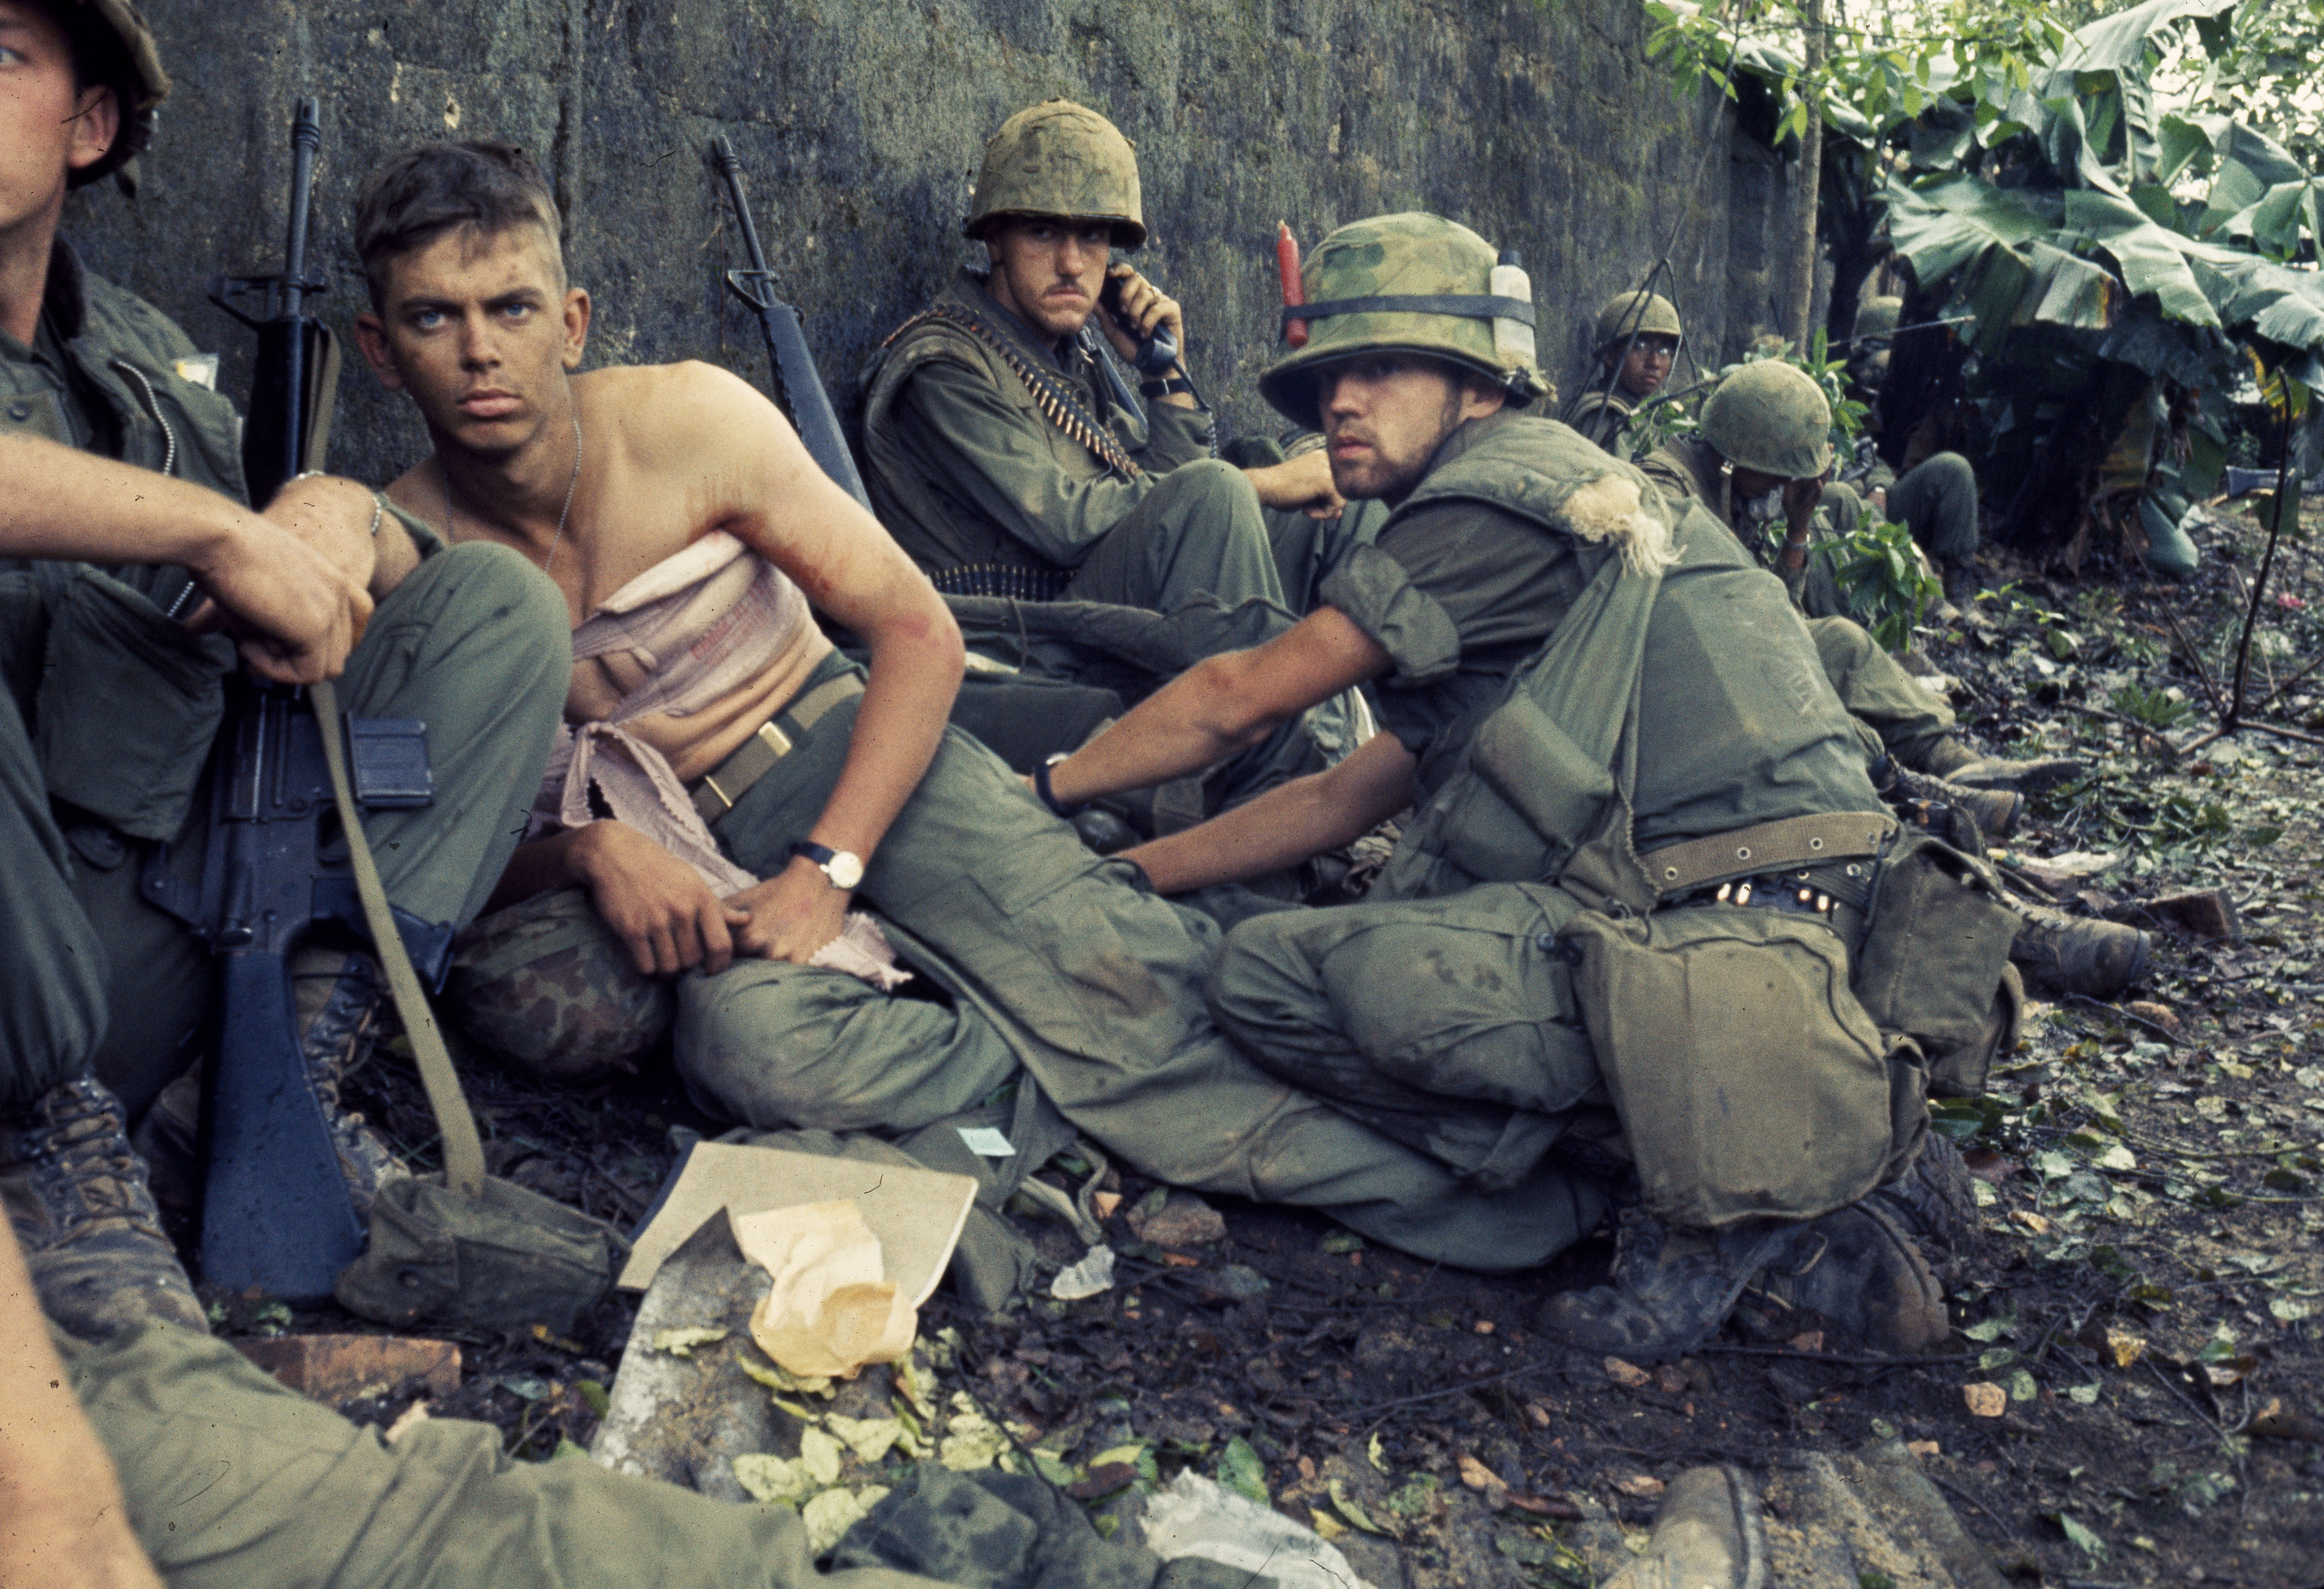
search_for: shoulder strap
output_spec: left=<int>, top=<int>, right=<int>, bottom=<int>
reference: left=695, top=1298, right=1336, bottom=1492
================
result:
left=310, top=681, right=487, bottom=1197
left=880, top=303, right=1142, bottom=482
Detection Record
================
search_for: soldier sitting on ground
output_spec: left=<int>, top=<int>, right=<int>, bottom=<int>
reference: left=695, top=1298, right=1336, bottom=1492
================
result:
left=353, top=139, right=1586, bottom=1282
left=1560, top=288, right=1681, bottom=460
left=0, top=0, right=566, bottom=1273
left=1036, top=211, right=2006, bottom=1361
left=857, top=99, right=1351, bottom=616
left=1638, top=361, right=2150, bottom=1001
left=1842, top=295, right=1986, bottom=601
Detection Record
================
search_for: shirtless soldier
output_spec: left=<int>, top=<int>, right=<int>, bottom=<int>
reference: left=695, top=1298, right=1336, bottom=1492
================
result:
left=352, top=141, right=1579, bottom=1277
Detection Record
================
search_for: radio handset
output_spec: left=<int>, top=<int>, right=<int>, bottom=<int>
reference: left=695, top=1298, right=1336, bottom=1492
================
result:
left=1099, top=261, right=1182, bottom=376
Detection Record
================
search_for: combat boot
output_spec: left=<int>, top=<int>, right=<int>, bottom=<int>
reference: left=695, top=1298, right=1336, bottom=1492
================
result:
left=2010, top=902, right=2151, bottom=999
left=1746, top=1199, right=1948, bottom=1355
left=1601, top=1466, right=1769, bottom=1589
left=1940, top=558, right=1981, bottom=605
left=1883, top=763, right=2022, bottom=842
left=1875, top=1135, right=1979, bottom=1261
left=1538, top=1210, right=1804, bottom=1362
left=1913, top=734, right=2082, bottom=793
left=1, top=1077, right=207, bottom=1341
left=132, top=947, right=410, bottom=1222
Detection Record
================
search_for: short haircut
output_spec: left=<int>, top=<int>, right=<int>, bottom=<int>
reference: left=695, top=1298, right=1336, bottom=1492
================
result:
left=353, top=141, right=563, bottom=311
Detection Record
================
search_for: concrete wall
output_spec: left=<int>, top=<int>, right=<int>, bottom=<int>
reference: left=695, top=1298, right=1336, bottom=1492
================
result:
left=65, top=0, right=1804, bottom=484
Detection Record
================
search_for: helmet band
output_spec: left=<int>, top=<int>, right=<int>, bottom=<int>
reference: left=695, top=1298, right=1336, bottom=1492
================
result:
left=1283, top=294, right=1536, bottom=331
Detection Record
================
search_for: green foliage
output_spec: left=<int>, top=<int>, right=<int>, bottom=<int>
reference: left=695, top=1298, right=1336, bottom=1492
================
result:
left=1816, top=511, right=1939, bottom=648
left=2109, top=681, right=2195, bottom=728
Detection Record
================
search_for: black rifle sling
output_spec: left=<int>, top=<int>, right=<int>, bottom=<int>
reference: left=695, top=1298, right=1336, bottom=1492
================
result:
left=883, top=302, right=1143, bottom=482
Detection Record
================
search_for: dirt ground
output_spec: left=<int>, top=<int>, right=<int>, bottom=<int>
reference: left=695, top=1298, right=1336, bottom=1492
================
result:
left=212, top=494, right=2324, bottom=1588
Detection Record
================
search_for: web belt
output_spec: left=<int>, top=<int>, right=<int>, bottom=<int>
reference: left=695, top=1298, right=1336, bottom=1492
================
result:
left=1640, top=810, right=1898, bottom=902
left=690, top=672, right=865, bottom=825
left=884, top=303, right=1142, bottom=481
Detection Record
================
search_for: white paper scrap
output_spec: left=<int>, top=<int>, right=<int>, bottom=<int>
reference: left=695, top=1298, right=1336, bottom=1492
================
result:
left=1050, top=1244, right=1117, bottom=1301
left=955, top=1126, right=1016, bottom=1158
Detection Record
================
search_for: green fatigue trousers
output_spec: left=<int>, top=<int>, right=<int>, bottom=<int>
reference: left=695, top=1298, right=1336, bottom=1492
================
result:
left=673, top=653, right=1589, bottom=1271
left=1884, top=452, right=1979, bottom=567
left=63, top=1319, right=948, bottom=1589
left=1062, top=458, right=1290, bottom=614
left=0, top=542, right=570, bottom=1116
left=1204, top=884, right=1610, bottom=1258
left=1808, top=615, right=1955, bottom=768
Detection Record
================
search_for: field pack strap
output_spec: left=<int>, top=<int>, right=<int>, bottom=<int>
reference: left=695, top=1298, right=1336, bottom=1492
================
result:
left=311, top=680, right=487, bottom=1197
left=883, top=302, right=1142, bottom=481
left=1642, top=810, right=1899, bottom=899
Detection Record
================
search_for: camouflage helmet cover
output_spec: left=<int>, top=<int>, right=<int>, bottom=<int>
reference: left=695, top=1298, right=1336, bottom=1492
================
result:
left=1699, top=360, right=1834, bottom=479
left=1593, top=289, right=1683, bottom=351
left=1855, top=295, right=1903, bottom=342
left=965, top=99, right=1146, bottom=249
left=1258, top=211, right=1545, bottom=427
left=57, top=0, right=170, bottom=189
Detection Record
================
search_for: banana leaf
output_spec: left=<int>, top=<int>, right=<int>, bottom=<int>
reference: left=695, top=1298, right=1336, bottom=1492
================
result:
left=2062, top=189, right=2222, bottom=327
left=2055, top=0, right=2238, bottom=73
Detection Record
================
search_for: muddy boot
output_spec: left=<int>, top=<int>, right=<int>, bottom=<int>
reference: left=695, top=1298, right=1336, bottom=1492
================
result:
left=1, top=1078, right=208, bottom=1341
left=1914, top=734, right=2082, bottom=793
left=1884, top=763, right=2022, bottom=842
left=1538, top=1210, right=1803, bottom=1362
left=291, top=946, right=409, bottom=1215
left=1876, top=1135, right=1978, bottom=1260
left=1601, top=1465, right=1769, bottom=1589
left=2010, top=902, right=2151, bottom=999
left=1749, top=1200, right=1948, bottom=1355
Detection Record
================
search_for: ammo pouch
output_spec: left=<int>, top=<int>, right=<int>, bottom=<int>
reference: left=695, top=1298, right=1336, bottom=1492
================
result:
left=1851, top=827, right=2023, bottom=1098
left=334, top=1174, right=627, bottom=1335
left=446, top=887, right=672, bottom=1084
left=1562, top=905, right=1926, bottom=1229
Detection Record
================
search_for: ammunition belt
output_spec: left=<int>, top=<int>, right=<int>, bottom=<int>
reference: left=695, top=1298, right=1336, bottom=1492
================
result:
left=927, top=562, right=1075, bottom=602
left=1641, top=810, right=1897, bottom=904
left=885, top=304, right=1142, bottom=482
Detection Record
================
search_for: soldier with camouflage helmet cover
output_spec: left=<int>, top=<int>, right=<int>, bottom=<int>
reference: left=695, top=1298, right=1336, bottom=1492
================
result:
left=858, top=99, right=1344, bottom=617
left=1561, top=288, right=1682, bottom=458
left=1038, top=210, right=2006, bottom=1363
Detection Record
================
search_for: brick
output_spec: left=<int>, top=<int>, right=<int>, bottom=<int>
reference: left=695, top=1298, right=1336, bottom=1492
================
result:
left=2145, top=887, right=2240, bottom=942
left=236, top=1335, right=460, bottom=1404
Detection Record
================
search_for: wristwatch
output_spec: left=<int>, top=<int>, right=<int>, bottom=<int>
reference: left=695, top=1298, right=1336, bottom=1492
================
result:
left=787, top=839, right=865, bottom=891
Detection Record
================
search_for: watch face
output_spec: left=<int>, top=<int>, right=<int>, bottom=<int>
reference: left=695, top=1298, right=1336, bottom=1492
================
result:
left=825, top=850, right=866, bottom=890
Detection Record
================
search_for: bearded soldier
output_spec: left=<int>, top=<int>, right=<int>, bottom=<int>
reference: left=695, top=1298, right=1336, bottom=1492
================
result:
left=1038, top=212, right=2018, bottom=1360
left=858, top=100, right=1344, bottom=615
left=1561, top=288, right=1682, bottom=459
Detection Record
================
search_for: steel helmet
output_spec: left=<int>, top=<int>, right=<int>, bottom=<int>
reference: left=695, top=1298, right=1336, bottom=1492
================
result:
left=1698, top=361, right=1834, bottom=479
left=1593, top=289, right=1683, bottom=351
left=1258, top=211, right=1545, bottom=427
left=1855, top=296, right=1903, bottom=343
left=57, top=0, right=169, bottom=190
left=964, top=100, right=1145, bottom=249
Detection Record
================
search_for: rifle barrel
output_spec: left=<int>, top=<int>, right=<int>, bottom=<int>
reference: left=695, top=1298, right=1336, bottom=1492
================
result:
left=709, top=138, right=774, bottom=274
left=282, top=96, right=321, bottom=319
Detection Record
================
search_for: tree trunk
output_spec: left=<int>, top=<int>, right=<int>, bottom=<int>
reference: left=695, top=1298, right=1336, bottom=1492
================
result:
left=1792, top=0, right=1826, bottom=353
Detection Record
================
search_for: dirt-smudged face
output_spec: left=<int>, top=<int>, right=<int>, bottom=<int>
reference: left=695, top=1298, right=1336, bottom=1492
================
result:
left=982, top=214, right=1113, bottom=344
left=1315, top=353, right=1504, bottom=503
left=354, top=221, right=588, bottom=462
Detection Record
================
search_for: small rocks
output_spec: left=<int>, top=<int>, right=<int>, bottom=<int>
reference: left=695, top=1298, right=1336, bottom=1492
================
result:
left=1128, top=1191, right=1227, bottom=1249
left=2146, top=886, right=2241, bottom=942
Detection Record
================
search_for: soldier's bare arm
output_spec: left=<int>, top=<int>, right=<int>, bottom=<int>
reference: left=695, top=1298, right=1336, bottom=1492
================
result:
left=650, top=363, right=964, bottom=964
left=0, top=1223, right=164, bottom=1589
left=1044, top=603, right=1389, bottom=810
left=1124, top=732, right=1418, bottom=894
left=0, top=433, right=371, bottom=683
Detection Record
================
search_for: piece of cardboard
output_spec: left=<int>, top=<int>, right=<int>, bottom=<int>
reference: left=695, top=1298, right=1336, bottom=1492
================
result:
left=618, top=1141, right=976, bottom=1306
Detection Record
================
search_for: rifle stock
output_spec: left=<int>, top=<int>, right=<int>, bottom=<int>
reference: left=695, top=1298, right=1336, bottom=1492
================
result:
left=707, top=138, right=873, bottom=511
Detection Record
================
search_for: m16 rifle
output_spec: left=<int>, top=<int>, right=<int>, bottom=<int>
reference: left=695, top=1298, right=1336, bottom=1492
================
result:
left=707, top=137, right=873, bottom=510
left=143, top=97, right=442, bottom=1302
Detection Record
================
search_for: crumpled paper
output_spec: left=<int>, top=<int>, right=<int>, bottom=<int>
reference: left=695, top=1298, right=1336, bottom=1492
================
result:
left=809, top=912, right=912, bottom=991
left=732, top=1200, right=916, bottom=1379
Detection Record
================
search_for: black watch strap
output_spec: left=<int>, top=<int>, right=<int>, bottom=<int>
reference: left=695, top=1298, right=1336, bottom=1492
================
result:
left=1140, top=376, right=1194, bottom=399
left=1033, top=755, right=1086, bottom=820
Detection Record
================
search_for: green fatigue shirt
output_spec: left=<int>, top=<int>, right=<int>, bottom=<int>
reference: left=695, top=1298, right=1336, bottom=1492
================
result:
left=1637, top=433, right=1856, bottom=620
left=1317, top=411, right=1876, bottom=852
left=857, top=269, right=1217, bottom=581
left=1560, top=386, right=1636, bottom=458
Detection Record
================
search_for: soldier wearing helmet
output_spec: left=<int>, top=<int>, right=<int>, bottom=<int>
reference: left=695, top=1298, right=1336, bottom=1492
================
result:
left=1562, top=288, right=1683, bottom=458
left=858, top=99, right=1340, bottom=617
left=1039, top=213, right=2003, bottom=1364
left=1839, top=295, right=1986, bottom=600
